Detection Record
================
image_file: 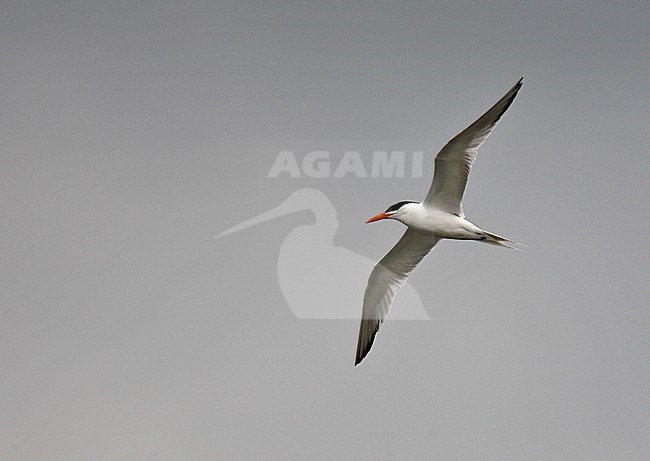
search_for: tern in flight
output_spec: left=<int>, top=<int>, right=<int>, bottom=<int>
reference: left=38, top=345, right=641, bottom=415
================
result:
left=356, top=78, right=524, bottom=365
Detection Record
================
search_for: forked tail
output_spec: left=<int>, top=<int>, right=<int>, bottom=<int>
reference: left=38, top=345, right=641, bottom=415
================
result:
left=482, top=231, right=526, bottom=250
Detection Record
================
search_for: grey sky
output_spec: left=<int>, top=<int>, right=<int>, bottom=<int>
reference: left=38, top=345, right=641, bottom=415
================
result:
left=2, top=1, right=649, bottom=459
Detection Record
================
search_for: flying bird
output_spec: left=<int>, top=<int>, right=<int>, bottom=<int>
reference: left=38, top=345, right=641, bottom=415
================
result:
left=356, top=78, right=524, bottom=365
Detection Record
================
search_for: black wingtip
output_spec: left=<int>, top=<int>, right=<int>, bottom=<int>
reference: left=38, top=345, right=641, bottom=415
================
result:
left=514, top=77, right=524, bottom=92
left=355, top=347, right=368, bottom=366
left=354, top=319, right=381, bottom=367
left=355, top=344, right=372, bottom=365
left=354, top=327, right=377, bottom=366
left=508, top=77, right=523, bottom=94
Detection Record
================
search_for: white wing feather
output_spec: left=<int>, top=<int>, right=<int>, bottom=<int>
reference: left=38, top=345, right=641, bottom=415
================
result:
left=423, top=78, right=523, bottom=217
left=356, top=229, right=439, bottom=365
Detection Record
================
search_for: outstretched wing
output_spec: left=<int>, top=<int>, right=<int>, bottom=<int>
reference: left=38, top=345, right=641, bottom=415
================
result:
left=355, top=229, right=439, bottom=365
left=423, top=78, right=523, bottom=217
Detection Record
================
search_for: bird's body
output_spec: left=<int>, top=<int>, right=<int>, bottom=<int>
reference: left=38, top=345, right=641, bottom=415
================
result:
left=356, top=78, right=524, bottom=365
left=388, top=203, right=484, bottom=239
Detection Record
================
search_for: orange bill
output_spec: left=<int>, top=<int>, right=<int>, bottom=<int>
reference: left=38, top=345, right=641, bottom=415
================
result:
left=365, top=212, right=390, bottom=223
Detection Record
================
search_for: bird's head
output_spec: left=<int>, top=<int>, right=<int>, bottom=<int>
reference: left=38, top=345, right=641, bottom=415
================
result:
left=366, top=201, right=419, bottom=224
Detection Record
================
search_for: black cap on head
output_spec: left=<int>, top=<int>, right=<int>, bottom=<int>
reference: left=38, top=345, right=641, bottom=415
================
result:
left=385, top=201, right=417, bottom=213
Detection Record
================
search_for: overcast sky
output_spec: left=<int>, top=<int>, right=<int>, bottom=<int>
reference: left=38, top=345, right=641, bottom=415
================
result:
left=2, top=1, right=649, bottom=459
